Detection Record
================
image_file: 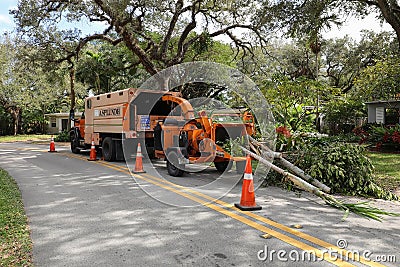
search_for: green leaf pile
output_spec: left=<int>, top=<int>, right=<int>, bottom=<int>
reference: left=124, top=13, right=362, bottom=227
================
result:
left=295, top=142, right=398, bottom=200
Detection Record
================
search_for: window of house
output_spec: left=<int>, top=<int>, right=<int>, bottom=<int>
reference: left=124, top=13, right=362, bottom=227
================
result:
left=50, top=117, right=56, bottom=128
left=61, top=119, right=68, bottom=131
left=376, top=107, right=385, bottom=124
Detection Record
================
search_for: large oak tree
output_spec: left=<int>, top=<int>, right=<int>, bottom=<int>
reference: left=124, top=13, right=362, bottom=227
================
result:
left=12, top=0, right=269, bottom=75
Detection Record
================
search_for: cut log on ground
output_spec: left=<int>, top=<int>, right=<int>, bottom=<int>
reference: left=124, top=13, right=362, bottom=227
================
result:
left=248, top=135, right=331, bottom=193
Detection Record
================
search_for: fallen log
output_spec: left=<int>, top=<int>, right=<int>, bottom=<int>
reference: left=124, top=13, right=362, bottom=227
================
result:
left=241, top=146, right=326, bottom=198
left=248, top=135, right=331, bottom=193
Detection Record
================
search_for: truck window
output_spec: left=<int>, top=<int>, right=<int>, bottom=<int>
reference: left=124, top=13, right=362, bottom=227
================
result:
left=87, top=99, right=92, bottom=109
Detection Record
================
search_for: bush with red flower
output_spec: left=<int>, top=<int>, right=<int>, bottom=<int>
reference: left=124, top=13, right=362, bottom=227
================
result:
left=275, top=125, right=305, bottom=151
left=276, top=125, right=291, bottom=138
left=353, top=124, right=400, bottom=150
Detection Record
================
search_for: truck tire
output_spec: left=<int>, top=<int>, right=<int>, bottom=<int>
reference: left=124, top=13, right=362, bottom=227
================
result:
left=166, top=151, right=184, bottom=177
left=215, top=161, right=232, bottom=173
left=102, top=137, right=116, bottom=161
left=70, top=131, right=80, bottom=154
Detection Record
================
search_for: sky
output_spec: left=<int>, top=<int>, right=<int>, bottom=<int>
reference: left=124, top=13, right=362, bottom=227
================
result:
left=0, top=0, right=107, bottom=36
left=0, top=0, right=394, bottom=41
left=323, top=13, right=393, bottom=40
left=0, top=0, right=14, bottom=34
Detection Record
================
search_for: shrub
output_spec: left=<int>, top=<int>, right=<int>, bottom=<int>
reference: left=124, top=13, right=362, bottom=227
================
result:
left=54, top=130, right=70, bottom=142
left=275, top=126, right=305, bottom=152
left=322, top=97, right=365, bottom=135
left=354, top=124, right=400, bottom=150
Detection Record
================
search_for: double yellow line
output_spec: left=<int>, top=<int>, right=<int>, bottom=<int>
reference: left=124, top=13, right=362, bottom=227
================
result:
left=62, top=152, right=386, bottom=267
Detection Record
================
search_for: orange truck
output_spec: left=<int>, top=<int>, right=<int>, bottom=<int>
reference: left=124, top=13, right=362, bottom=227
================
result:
left=70, top=88, right=255, bottom=176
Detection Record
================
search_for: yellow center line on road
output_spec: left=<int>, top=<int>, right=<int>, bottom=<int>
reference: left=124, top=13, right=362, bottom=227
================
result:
left=164, top=180, right=381, bottom=267
left=76, top=156, right=382, bottom=267
left=69, top=153, right=386, bottom=267
left=91, top=162, right=353, bottom=266
left=140, top=172, right=385, bottom=267
left=61, top=153, right=365, bottom=267
left=1, top=145, right=385, bottom=266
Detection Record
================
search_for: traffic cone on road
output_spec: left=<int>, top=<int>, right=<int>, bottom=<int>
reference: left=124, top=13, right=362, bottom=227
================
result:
left=133, top=143, right=146, bottom=173
left=48, top=136, right=57, bottom=152
left=88, top=138, right=97, bottom=161
left=234, top=155, right=262, bottom=211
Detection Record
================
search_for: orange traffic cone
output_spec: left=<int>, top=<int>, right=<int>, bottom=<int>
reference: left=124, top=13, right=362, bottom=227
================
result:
left=88, top=138, right=97, bottom=161
left=48, top=135, right=57, bottom=152
left=133, top=143, right=146, bottom=173
left=234, top=155, right=262, bottom=211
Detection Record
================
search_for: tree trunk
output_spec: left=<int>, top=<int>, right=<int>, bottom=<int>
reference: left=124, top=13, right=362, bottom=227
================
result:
left=93, top=0, right=159, bottom=75
left=248, top=135, right=331, bottom=193
left=18, top=110, right=22, bottom=134
left=375, top=0, right=400, bottom=51
left=68, top=66, right=76, bottom=132
left=240, top=146, right=327, bottom=197
left=118, top=27, right=159, bottom=75
left=10, top=107, right=21, bottom=135
left=42, top=109, right=46, bottom=134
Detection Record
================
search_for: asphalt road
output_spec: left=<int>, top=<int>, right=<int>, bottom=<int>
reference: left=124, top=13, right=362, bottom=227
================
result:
left=0, top=142, right=399, bottom=267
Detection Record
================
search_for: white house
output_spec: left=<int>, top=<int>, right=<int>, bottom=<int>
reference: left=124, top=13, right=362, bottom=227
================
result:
left=45, top=112, right=82, bottom=134
left=365, top=100, right=400, bottom=125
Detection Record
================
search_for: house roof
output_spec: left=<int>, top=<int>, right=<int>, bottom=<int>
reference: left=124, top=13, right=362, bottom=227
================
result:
left=365, top=99, right=400, bottom=105
left=45, top=112, right=82, bottom=117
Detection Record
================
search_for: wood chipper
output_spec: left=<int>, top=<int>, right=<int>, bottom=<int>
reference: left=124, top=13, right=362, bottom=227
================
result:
left=70, top=88, right=256, bottom=176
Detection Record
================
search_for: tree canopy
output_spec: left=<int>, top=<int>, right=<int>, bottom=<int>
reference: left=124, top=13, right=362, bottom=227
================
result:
left=2, top=0, right=400, bottom=135
left=354, top=56, right=400, bottom=101
left=12, top=0, right=269, bottom=75
left=264, top=0, right=400, bottom=50
left=0, top=35, right=69, bottom=134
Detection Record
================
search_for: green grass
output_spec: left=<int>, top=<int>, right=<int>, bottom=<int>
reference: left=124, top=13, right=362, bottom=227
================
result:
left=367, top=152, right=400, bottom=193
left=0, top=169, right=33, bottom=266
left=0, top=134, right=52, bottom=143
